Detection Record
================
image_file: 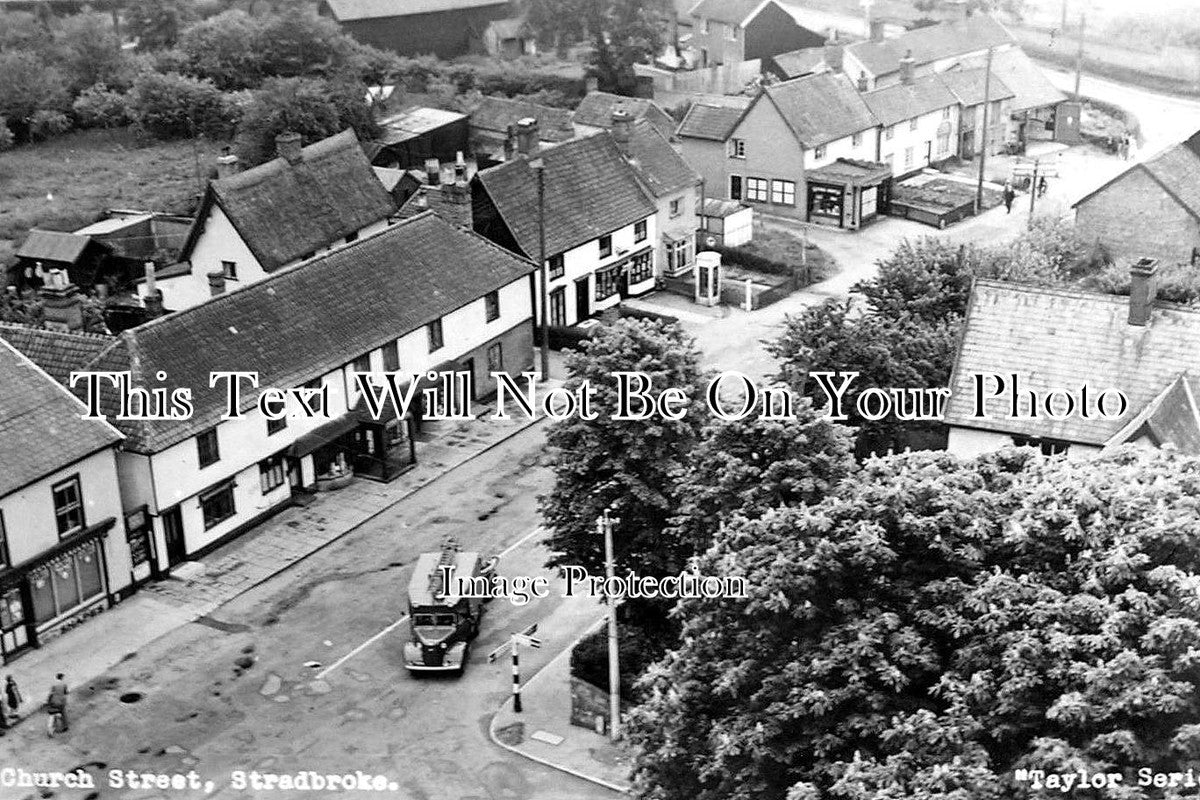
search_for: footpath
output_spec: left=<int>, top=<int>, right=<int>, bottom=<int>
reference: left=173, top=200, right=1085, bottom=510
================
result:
left=2, top=395, right=548, bottom=732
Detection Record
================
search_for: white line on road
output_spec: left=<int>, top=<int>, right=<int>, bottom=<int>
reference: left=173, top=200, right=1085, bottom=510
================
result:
left=314, top=527, right=545, bottom=680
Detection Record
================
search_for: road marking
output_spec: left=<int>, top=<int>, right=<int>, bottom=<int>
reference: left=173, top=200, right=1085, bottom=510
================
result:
left=315, top=526, right=545, bottom=679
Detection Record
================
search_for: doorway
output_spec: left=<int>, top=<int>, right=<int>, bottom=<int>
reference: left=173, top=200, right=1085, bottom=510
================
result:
left=162, top=506, right=186, bottom=567
left=462, top=357, right=477, bottom=402
left=574, top=277, right=590, bottom=323
left=549, top=287, right=566, bottom=327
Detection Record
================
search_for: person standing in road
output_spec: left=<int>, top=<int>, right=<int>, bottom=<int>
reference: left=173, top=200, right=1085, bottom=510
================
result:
left=47, top=673, right=68, bottom=732
left=5, top=676, right=21, bottom=722
left=1003, top=181, right=1016, bottom=214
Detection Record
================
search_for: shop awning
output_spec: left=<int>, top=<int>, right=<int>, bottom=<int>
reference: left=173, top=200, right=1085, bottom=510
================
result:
left=287, top=415, right=358, bottom=458
left=0, top=518, right=115, bottom=590
left=807, top=158, right=893, bottom=189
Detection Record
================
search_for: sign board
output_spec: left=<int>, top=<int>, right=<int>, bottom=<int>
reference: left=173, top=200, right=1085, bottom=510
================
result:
left=514, top=635, right=542, bottom=649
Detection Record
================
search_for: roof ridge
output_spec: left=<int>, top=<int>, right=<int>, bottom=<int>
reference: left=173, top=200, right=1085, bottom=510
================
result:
left=973, top=277, right=1200, bottom=316
left=0, top=336, right=124, bottom=442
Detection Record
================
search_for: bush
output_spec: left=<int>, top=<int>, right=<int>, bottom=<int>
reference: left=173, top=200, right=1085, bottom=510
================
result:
left=233, top=76, right=378, bottom=165
left=72, top=83, right=134, bottom=129
left=0, top=118, right=13, bottom=152
left=29, top=110, right=72, bottom=141
left=711, top=243, right=792, bottom=276
left=570, top=622, right=673, bottom=703
left=1084, top=259, right=1200, bottom=305
left=130, top=71, right=235, bottom=139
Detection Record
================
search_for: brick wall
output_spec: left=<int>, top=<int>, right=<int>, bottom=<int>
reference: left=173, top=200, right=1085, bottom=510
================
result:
left=1075, top=167, right=1200, bottom=265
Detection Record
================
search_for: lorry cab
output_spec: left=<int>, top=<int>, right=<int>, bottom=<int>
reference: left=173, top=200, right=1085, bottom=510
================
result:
left=403, top=543, right=488, bottom=674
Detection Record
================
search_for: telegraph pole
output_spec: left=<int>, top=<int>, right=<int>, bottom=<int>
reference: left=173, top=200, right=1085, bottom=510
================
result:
left=975, top=46, right=994, bottom=215
left=531, top=157, right=550, bottom=381
left=1028, top=159, right=1040, bottom=225
left=597, top=509, right=621, bottom=741
left=1074, top=13, right=1086, bottom=100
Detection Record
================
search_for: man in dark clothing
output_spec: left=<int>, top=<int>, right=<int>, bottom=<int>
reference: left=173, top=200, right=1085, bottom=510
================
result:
left=1003, top=182, right=1016, bottom=214
left=47, top=673, right=68, bottom=731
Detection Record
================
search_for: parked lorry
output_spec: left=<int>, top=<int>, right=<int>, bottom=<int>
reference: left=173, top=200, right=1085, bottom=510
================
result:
left=403, top=539, right=494, bottom=674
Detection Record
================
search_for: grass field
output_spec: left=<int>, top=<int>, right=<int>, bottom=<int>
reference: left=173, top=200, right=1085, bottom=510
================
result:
left=0, top=127, right=226, bottom=268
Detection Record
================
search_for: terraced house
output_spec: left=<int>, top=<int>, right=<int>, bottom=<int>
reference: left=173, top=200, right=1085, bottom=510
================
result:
left=3, top=212, right=535, bottom=574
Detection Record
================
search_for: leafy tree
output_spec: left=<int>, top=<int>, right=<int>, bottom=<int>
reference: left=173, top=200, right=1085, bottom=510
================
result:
left=233, top=77, right=378, bottom=165
left=629, top=447, right=1200, bottom=800
left=0, top=10, right=52, bottom=52
left=853, top=238, right=977, bottom=324
left=129, top=70, right=235, bottom=139
left=256, top=13, right=359, bottom=80
left=72, top=83, right=134, bottom=128
left=0, top=288, right=108, bottom=333
left=52, top=11, right=132, bottom=93
left=0, top=117, right=13, bottom=151
left=125, top=0, right=197, bottom=51
left=526, top=0, right=586, bottom=54
left=540, top=318, right=710, bottom=578
left=0, top=50, right=69, bottom=142
left=583, top=0, right=672, bottom=95
left=668, top=402, right=854, bottom=556
left=177, top=9, right=264, bottom=90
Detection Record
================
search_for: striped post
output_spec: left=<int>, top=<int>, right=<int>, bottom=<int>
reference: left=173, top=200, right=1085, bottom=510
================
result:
left=511, top=634, right=522, bottom=713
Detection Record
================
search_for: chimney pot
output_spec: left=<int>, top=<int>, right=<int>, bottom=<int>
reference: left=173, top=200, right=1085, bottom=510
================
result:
left=516, top=117, right=539, bottom=156
left=900, top=49, right=916, bottom=85
left=824, top=34, right=844, bottom=74
left=207, top=270, right=226, bottom=297
left=611, top=109, right=632, bottom=144
left=215, top=152, right=240, bottom=179
left=275, top=131, right=303, bottom=165
left=40, top=270, right=84, bottom=332
left=503, top=123, right=517, bottom=160
left=870, top=18, right=885, bottom=42
left=856, top=70, right=869, bottom=92
left=425, top=158, right=441, bottom=186
left=1128, top=258, right=1159, bottom=326
left=143, top=261, right=156, bottom=294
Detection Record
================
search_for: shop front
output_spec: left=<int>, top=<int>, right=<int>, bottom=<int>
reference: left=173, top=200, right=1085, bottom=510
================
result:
left=805, top=159, right=893, bottom=230
left=0, top=518, right=115, bottom=662
left=288, top=416, right=358, bottom=491
left=350, top=403, right=417, bottom=483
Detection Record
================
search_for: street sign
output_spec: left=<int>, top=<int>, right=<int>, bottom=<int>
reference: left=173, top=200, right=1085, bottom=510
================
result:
left=487, top=642, right=509, bottom=663
left=514, top=635, right=542, bottom=649
left=520, top=623, right=538, bottom=637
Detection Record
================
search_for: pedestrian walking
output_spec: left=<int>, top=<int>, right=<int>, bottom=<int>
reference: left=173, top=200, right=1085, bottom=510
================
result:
left=46, top=673, right=68, bottom=734
left=1003, top=181, right=1015, bottom=214
left=1037, top=175, right=1048, bottom=198
left=1122, top=134, right=1131, bottom=161
left=5, top=676, right=21, bottom=721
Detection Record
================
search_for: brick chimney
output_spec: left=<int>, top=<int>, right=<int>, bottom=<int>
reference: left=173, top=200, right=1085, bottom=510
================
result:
left=207, top=270, right=226, bottom=297
left=870, top=18, right=885, bottom=42
left=1128, top=258, right=1159, bottom=326
left=516, top=117, right=539, bottom=157
left=856, top=70, right=869, bottom=92
left=275, top=131, right=303, bottom=165
left=425, top=158, right=441, bottom=186
left=503, top=123, right=517, bottom=160
left=142, top=260, right=164, bottom=318
left=611, top=109, right=633, bottom=145
left=899, top=50, right=916, bottom=85
left=40, top=269, right=84, bottom=332
left=824, top=31, right=843, bottom=73
left=215, top=151, right=240, bottom=179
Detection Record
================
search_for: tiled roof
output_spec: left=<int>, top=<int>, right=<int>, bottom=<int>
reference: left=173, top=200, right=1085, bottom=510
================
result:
left=771, top=47, right=828, bottom=79
left=689, top=0, right=766, bottom=26
left=1073, top=139, right=1200, bottom=220
left=0, top=325, right=114, bottom=384
left=181, top=129, right=396, bottom=273
left=846, top=14, right=1014, bottom=78
left=0, top=336, right=122, bottom=497
left=469, top=96, right=574, bottom=142
left=764, top=72, right=877, bottom=148
left=955, top=48, right=1064, bottom=112
left=3, top=213, right=533, bottom=454
left=807, top=158, right=892, bottom=186
left=473, top=133, right=656, bottom=259
left=16, top=230, right=99, bottom=264
left=700, top=198, right=747, bottom=218
left=938, top=66, right=1014, bottom=106
left=676, top=97, right=752, bottom=141
left=1102, top=374, right=1200, bottom=455
left=573, top=92, right=676, bottom=139
left=945, top=279, right=1200, bottom=445
left=618, top=120, right=700, bottom=199
left=322, top=0, right=505, bottom=21
left=862, top=73, right=958, bottom=127
left=378, top=107, right=467, bottom=144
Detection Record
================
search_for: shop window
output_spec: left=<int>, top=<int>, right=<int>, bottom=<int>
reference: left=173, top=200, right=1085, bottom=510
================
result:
left=125, top=508, right=151, bottom=570
left=810, top=185, right=842, bottom=217
left=52, top=476, right=84, bottom=538
left=260, top=455, right=286, bottom=494
left=201, top=482, right=237, bottom=530
left=667, top=236, right=692, bottom=272
left=730, top=175, right=743, bottom=200
left=728, top=139, right=746, bottom=158
left=485, top=290, right=501, bottom=322
left=29, top=542, right=103, bottom=625
left=634, top=220, right=647, bottom=242
left=599, top=235, right=613, bottom=258
left=771, top=180, right=796, bottom=205
left=745, top=177, right=769, bottom=203
left=383, top=341, right=400, bottom=372
left=427, top=318, right=444, bottom=352
left=222, top=260, right=238, bottom=280
left=0, top=587, right=25, bottom=634
left=628, top=251, right=653, bottom=284
left=813, top=145, right=826, bottom=160
left=266, top=415, right=287, bottom=436
left=548, top=253, right=565, bottom=280
left=595, top=266, right=621, bottom=301
left=487, top=343, right=504, bottom=373
left=197, top=428, right=220, bottom=468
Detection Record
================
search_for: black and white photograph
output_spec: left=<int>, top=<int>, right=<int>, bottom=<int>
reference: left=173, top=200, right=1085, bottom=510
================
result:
left=1, top=0, right=1200, bottom=797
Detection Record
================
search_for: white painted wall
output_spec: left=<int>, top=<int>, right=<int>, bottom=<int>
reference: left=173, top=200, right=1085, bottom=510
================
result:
left=878, top=106, right=958, bottom=175
left=805, top=127, right=880, bottom=170
left=656, top=186, right=700, bottom=277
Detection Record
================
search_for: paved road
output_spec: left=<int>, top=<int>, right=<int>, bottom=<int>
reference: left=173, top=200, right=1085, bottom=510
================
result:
left=0, top=423, right=616, bottom=800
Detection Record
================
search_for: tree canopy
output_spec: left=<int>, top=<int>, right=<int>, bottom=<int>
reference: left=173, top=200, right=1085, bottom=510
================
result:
left=628, top=448, right=1200, bottom=800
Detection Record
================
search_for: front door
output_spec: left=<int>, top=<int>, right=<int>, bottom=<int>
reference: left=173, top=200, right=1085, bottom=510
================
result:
left=574, top=277, right=590, bottom=323
left=162, top=506, right=187, bottom=567
left=924, top=140, right=932, bottom=166
left=0, top=585, right=33, bottom=661
left=549, top=287, right=566, bottom=327
left=287, top=457, right=302, bottom=489
left=462, top=358, right=477, bottom=401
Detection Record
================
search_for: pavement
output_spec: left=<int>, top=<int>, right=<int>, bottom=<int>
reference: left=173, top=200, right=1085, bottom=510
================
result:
left=1, top=388, right=555, bottom=735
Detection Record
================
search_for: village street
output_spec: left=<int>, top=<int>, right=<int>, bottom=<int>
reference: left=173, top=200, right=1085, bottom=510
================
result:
left=0, top=423, right=615, bottom=800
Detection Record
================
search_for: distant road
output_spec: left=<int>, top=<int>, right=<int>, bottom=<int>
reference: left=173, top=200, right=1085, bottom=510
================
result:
left=1037, top=62, right=1200, bottom=155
